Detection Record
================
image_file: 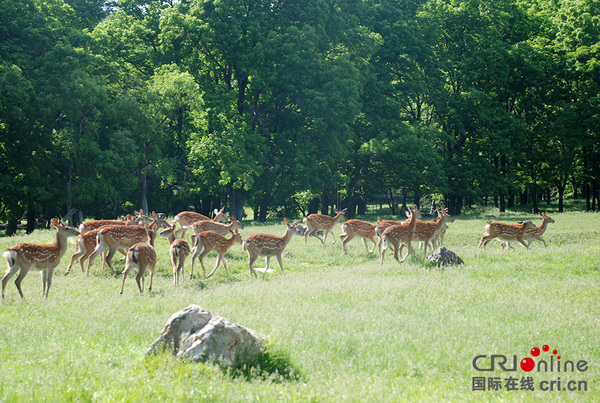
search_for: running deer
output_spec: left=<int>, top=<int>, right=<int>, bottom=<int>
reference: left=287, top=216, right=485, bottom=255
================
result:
left=2, top=219, right=80, bottom=300
left=243, top=218, right=295, bottom=278
left=190, top=229, right=242, bottom=279
left=191, top=216, right=244, bottom=236
left=340, top=219, right=377, bottom=254
left=478, top=219, right=537, bottom=249
left=413, top=208, right=455, bottom=255
left=172, top=208, right=227, bottom=239
left=159, top=225, right=191, bottom=286
left=120, top=241, right=156, bottom=294
left=86, top=214, right=158, bottom=275
left=500, top=213, right=555, bottom=249
left=375, top=217, right=404, bottom=253
left=380, top=205, right=422, bottom=264
left=303, top=208, right=347, bottom=245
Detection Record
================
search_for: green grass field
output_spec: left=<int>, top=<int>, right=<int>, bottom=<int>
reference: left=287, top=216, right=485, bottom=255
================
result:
left=1, top=210, right=599, bottom=401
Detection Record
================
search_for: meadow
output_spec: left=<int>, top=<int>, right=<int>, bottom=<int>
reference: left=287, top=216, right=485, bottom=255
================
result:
left=0, top=208, right=599, bottom=402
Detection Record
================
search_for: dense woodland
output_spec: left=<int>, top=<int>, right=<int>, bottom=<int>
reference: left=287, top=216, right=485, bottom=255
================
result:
left=1, top=0, right=599, bottom=234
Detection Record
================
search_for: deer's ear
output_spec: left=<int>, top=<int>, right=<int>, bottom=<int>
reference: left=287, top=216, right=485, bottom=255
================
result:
left=235, top=228, right=239, bottom=234
left=52, top=218, right=59, bottom=227
left=377, top=217, right=382, bottom=223
left=284, top=218, right=289, bottom=225
left=232, top=216, right=236, bottom=221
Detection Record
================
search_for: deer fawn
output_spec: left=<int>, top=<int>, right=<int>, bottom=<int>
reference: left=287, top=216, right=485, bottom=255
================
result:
left=500, top=212, right=555, bottom=249
left=190, top=229, right=242, bottom=279
left=380, top=206, right=422, bottom=264
left=191, top=216, right=244, bottom=236
left=303, top=208, right=347, bottom=246
left=87, top=214, right=158, bottom=275
left=243, top=218, right=295, bottom=278
left=2, top=219, right=80, bottom=300
left=172, top=208, right=227, bottom=239
left=478, top=220, right=537, bottom=249
left=340, top=219, right=377, bottom=254
left=412, top=208, right=455, bottom=255
left=120, top=241, right=156, bottom=294
left=159, top=225, right=191, bottom=286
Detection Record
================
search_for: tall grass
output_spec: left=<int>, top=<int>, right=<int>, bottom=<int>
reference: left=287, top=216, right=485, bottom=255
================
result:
left=0, top=211, right=598, bottom=401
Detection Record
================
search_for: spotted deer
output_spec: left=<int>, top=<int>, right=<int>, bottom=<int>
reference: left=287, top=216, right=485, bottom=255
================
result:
left=78, top=215, right=136, bottom=234
left=500, top=213, right=555, bottom=249
left=303, top=208, right=347, bottom=246
left=191, top=216, right=244, bottom=236
left=380, top=206, right=422, bottom=264
left=172, top=208, right=227, bottom=239
left=478, top=220, right=537, bottom=249
left=242, top=218, right=295, bottom=278
left=413, top=208, right=455, bottom=255
left=120, top=242, right=156, bottom=294
left=66, top=227, right=105, bottom=276
left=135, top=210, right=169, bottom=228
left=159, top=225, right=191, bottom=286
left=190, top=229, right=242, bottom=279
left=86, top=214, right=158, bottom=275
left=375, top=217, right=404, bottom=253
left=2, top=219, right=80, bottom=300
left=340, top=219, right=377, bottom=254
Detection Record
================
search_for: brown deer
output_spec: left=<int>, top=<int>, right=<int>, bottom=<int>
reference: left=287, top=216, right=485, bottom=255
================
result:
left=78, top=215, right=136, bottom=234
left=159, top=225, right=191, bottom=286
left=190, top=229, right=242, bottom=279
left=86, top=214, right=158, bottom=275
left=380, top=206, right=422, bottom=264
left=191, top=216, right=244, bottom=236
left=135, top=210, right=169, bottom=228
left=243, top=218, right=295, bottom=278
left=478, top=220, right=537, bottom=249
left=172, top=208, right=227, bottom=239
left=120, top=242, right=156, bottom=294
left=66, top=227, right=104, bottom=276
left=340, top=219, right=377, bottom=254
left=303, top=208, right=347, bottom=246
left=375, top=217, right=404, bottom=253
left=413, top=208, right=455, bottom=255
left=500, top=213, right=555, bottom=249
left=2, top=219, right=80, bottom=300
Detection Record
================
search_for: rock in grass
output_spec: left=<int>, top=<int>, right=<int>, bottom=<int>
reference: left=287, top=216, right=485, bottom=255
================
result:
left=147, top=304, right=264, bottom=368
left=427, top=246, right=464, bottom=266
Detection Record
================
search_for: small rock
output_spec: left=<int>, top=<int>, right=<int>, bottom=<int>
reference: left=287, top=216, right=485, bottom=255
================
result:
left=427, top=246, right=464, bottom=266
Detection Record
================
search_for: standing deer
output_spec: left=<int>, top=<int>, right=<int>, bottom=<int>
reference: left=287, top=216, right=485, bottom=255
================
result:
left=172, top=208, right=227, bottom=239
left=243, top=218, right=295, bottom=278
left=191, top=216, right=244, bottom=236
left=190, top=229, right=242, bottom=279
left=340, top=219, right=377, bottom=254
left=375, top=217, right=404, bottom=253
left=159, top=225, right=191, bottom=286
left=380, top=205, right=422, bottom=264
left=78, top=215, right=136, bottom=234
left=412, top=208, right=455, bottom=255
left=66, top=227, right=104, bottom=276
left=120, top=241, right=156, bottom=294
left=303, top=208, right=347, bottom=246
left=135, top=210, right=169, bottom=229
left=2, top=219, right=80, bottom=300
left=500, top=213, right=555, bottom=249
left=86, top=214, right=158, bottom=275
left=478, top=220, right=537, bottom=249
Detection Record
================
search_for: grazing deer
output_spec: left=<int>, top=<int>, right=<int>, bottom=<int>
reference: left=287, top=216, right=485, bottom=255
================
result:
left=303, top=208, right=347, bottom=246
left=159, top=225, right=191, bottom=286
left=2, top=219, right=80, bottom=300
left=120, top=242, right=156, bottom=294
left=243, top=218, right=295, bottom=278
left=172, top=208, right=227, bottom=239
left=413, top=208, right=455, bottom=255
left=86, top=214, right=158, bottom=275
left=191, top=216, right=244, bottom=236
left=78, top=215, right=136, bottom=234
left=500, top=213, right=555, bottom=249
left=478, top=220, right=537, bottom=249
left=340, top=219, right=377, bottom=254
left=380, top=205, right=422, bottom=264
left=190, top=229, right=242, bottom=279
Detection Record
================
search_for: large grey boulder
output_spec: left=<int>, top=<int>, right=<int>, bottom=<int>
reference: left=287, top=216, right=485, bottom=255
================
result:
left=427, top=246, right=464, bottom=266
left=147, top=305, right=264, bottom=368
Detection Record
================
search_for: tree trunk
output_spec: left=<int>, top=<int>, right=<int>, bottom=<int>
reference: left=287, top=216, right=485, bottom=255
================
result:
left=229, top=187, right=245, bottom=221
left=6, top=218, right=18, bottom=237
left=26, top=208, right=36, bottom=234
left=499, top=194, right=506, bottom=213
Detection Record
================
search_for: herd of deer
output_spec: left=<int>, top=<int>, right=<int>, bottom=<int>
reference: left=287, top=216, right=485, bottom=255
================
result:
left=1, top=206, right=555, bottom=300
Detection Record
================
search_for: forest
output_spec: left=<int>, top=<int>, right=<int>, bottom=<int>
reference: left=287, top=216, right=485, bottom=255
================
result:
left=0, top=0, right=598, bottom=234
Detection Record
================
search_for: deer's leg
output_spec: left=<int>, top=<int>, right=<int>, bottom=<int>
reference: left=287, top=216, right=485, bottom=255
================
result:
left=247, top=252, right=258, bottom=278
left=148, top=267, right=154, bottom=292
left=367, top=236, right=377, bottom=254
left=198, top=247, right=212, bottom=277
left=120, top=263, right=131, bottom=294
left=206, top=254, right=222, bottom=279
left=380, top=238, right=389, bottom=264
left=400, top=242, right=412, bottom=263
left=189, top=243, right=203, bottom=279
left=478, top=236, right=494, bottom=248
left=135, top=270, right=144, bottom=294
left=171, top=251, right=178, bottom=286
left=66, top=250, right=83, bottom=275
left=262, top=256, right=271, bottom=279
left=276, top=253, right=285, bottom=275
left=2, top=263, right=20, bottom=299
left=516, top=236, right=529, bottom=249
left=44, top=267, right=55, bottom=300
left=104, top=248, right=118, bottom=275
left=14, top=264, right=31, bottom=300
